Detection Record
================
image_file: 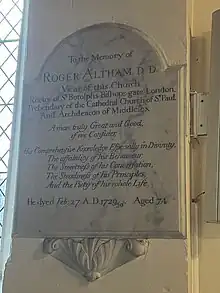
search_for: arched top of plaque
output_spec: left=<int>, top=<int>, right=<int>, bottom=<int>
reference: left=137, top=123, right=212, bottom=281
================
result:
left=37, top=22, right=169, bottom=80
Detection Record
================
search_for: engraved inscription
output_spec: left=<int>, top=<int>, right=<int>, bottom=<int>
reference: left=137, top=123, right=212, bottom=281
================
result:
left=15, top=23, right=179, bottom=237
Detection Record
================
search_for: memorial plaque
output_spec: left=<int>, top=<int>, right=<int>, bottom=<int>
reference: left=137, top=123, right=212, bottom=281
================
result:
left=14, top=23, right=183, bottom=238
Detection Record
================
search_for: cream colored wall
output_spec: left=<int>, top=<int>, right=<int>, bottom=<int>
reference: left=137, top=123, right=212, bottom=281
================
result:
left=192, top=1, right=220, bottom=293
left=1, top=1, right=189, bottom=293
left=3, top=1, right=220, bottom=292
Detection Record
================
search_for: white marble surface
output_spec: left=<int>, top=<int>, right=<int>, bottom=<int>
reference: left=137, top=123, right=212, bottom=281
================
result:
left=15, top=24, right=180, bottom=238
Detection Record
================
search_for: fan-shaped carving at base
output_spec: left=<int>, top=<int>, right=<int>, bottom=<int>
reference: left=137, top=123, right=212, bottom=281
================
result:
left=43, top=238, right=149, bottom=282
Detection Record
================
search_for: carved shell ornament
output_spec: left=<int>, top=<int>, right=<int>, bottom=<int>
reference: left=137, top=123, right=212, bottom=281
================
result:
left=43, top=237, right=149, bottom=282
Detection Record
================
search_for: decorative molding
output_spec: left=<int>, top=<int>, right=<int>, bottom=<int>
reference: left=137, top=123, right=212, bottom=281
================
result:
left=124, top=239, right=149, bottom=257
left=43, top=238, right=149, bottom=282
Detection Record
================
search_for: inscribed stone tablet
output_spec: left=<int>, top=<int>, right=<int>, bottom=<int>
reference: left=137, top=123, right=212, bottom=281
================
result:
left=14, top=23, right=181, bottom=238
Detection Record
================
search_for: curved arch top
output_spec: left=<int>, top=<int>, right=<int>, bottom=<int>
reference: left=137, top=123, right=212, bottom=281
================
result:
left=37, top=22, right=169, bottom=80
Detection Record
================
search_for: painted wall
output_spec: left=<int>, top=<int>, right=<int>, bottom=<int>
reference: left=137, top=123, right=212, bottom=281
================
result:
left=3, top=1, right=220, bottom=292
left=191, top=1, right=220, bottom=293
left=2, top=1, right=190, bottom=293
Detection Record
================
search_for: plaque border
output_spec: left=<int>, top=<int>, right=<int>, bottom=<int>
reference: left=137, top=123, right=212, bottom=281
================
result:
left=10, top=23, right=189, bottom=239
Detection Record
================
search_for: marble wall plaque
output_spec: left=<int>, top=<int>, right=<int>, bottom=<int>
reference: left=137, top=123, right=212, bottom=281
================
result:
left=14, top=23, right=182, bottom=238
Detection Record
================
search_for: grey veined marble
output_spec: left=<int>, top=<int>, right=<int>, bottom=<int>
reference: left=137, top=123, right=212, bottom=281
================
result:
left=14, top=23, right=184, bottom=238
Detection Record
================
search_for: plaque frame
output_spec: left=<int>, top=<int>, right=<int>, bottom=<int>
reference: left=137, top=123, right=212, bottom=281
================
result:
left=10, top=23, right=190, bottom=239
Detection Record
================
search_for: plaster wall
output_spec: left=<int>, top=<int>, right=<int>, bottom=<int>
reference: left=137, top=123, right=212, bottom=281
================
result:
left=192, top=1, right=220, bottom=293
left=2, top=1, right=189, bottom=292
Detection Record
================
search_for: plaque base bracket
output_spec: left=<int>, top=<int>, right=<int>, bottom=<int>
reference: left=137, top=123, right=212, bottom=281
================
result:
left=43, top=237, right=149, bottom=282
left=190, top=92, right=208, bottom=137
